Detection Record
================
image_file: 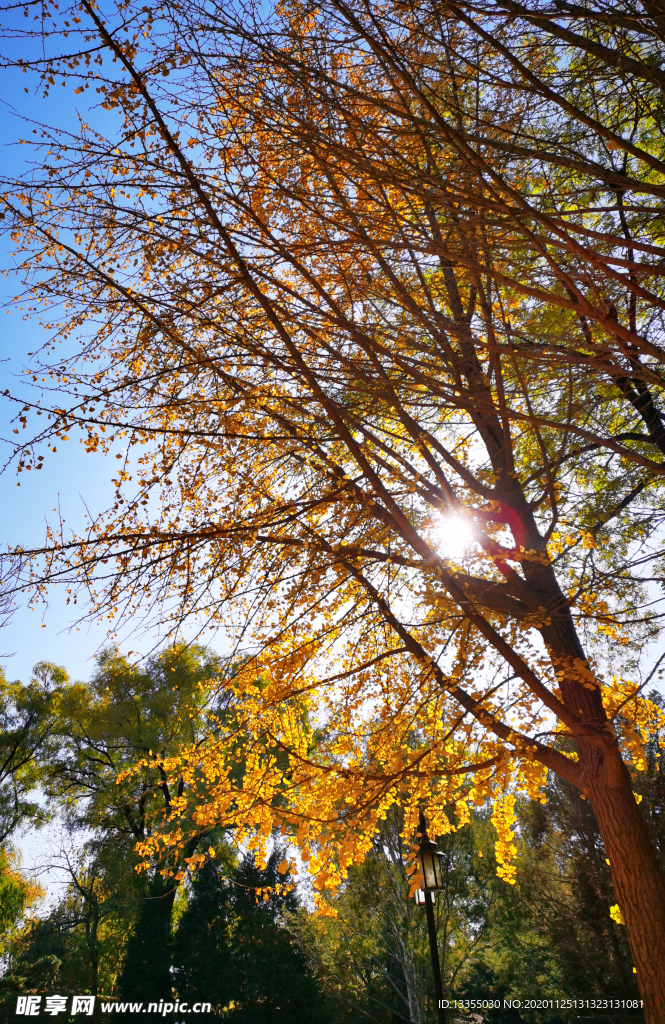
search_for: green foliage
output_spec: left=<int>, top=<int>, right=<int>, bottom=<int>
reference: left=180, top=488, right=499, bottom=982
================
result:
left=117, top=870, right=176, bottom=1006
left=295, top=816, right=427, bottom=1022
left=171, top=852, right=234, bottom=1012
left=0, top=849, right=42, bottom=946
left=0, top=646, right=233, bottom=1005
left=299, top=809, right=493, bottom=1024
left=46, top=645, right=231, bottom=843
left=0, top=842, right=141, bottom=1006
left=0, top=663, right=68, bottom=841
left=302, top=770, right=661, bottom=1024
left=2, top=647, right=658, bottom=1023
left=172, top=848, right=331, bottom=1023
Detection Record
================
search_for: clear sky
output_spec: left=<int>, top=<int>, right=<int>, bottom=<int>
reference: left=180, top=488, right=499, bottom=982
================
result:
left=0, top=64, right=113, bottom=683
left=0, top=42, right=218, bottom=684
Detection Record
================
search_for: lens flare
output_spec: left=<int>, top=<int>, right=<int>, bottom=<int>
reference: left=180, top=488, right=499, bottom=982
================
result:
left=433, top=514, right=475, bottom=559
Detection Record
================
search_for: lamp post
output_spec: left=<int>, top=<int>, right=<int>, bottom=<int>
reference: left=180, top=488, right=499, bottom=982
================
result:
left=416, top=810, right=446, bottom=1024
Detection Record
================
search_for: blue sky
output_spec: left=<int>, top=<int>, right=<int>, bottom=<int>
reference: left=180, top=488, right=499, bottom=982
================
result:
left=0, top=301, right=125, bottom=684
left=0, top=60, right=111, bottom=682
left=0, top=39, right=201, bottom=683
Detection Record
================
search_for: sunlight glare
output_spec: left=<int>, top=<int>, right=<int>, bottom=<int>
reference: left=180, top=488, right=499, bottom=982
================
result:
left=433, top=514, right=476, bottom=560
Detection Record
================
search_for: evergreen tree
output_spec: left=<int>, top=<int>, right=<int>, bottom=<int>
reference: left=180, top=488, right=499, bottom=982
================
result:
left=171, top=859, right=233, bottom=1015
left=117, top=872, right=174, bottom=1005
left=173, top=849, right=330, bottom=1023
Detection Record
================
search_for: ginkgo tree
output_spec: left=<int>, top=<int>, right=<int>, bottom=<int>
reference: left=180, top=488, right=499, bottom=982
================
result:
left=3, top=0, right=665, bottom=1016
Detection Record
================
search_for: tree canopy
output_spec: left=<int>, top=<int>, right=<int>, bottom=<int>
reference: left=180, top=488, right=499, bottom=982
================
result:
left=0, top=663, right=66, bottom=842
left=3, top=0, right=665, bottom=1015
left=0, top=648, right=332, bottom=1020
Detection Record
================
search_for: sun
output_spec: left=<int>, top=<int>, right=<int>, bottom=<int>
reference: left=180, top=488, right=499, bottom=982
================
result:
left=432, top=513, right=475, bottom=560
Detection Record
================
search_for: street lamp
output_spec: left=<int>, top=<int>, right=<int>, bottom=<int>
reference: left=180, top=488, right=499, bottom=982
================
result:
left=419, top=829, right=445, bottom=892
left=416, top=810, right=446, bottom=1023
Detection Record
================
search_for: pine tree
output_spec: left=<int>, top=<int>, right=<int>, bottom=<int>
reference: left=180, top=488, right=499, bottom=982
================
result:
left=173, top=850, right=330, bottom=1023
left=171, top=859, right=233, bottom=1016
left=117, top=872, right=175, bottom=1006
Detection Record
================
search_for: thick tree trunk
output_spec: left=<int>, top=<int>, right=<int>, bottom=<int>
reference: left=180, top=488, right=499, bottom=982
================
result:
left=581, top=737, right=665, bottom=1024
left=529, top=592, right=665, bottom=1020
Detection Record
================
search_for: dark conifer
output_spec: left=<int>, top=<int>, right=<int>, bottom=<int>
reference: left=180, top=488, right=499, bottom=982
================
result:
left=172, top=849, right=330, bottom=1023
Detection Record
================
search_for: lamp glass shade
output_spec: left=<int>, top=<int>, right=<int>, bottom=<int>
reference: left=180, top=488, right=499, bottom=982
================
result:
left=418, top=836, right=444, bottom=890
